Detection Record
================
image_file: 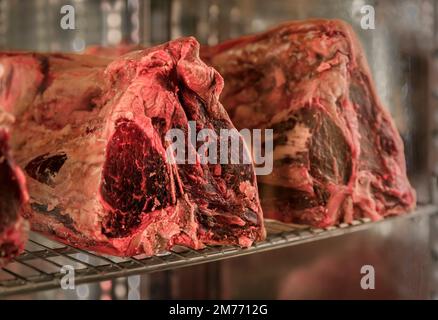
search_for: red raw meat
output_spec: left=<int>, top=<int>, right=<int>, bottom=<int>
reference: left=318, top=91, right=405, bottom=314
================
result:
left=202, top=19, right=416, bottom=226
left=0, top=112, right=28, bottom=266
left=0, top=38, right=265, bottom=256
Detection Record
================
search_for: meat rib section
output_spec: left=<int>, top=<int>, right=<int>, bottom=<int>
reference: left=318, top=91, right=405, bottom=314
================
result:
left=203, top=19, right=416, bottom=226
left=0, top=38, right=265, bottom=256
left=0, top=112, right=28, bottom=266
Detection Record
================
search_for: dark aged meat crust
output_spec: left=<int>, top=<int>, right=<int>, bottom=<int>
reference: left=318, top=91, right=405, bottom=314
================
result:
left=202, top=19, right=416, bottom=226
left=0, top=112, right=29, bottom=266
left=0, top=38, right=265, bottom=256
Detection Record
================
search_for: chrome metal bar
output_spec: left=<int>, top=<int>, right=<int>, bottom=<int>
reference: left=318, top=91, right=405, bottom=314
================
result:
left=28, top=239, right=99, bottom=272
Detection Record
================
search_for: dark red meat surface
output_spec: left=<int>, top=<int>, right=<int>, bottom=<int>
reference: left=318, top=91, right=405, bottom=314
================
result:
left=0, top=38, right=265, bottom=256
left=202, top=19, right=416, bottom=226
left=0, top=112, right=28, bottom=266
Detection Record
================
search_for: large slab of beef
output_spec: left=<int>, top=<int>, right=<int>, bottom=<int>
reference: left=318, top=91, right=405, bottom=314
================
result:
left=0, top=38, right=265, bottom=256
left=202, top=19, right=416, bottom=227
left=0, top=111, right=28, bottom=266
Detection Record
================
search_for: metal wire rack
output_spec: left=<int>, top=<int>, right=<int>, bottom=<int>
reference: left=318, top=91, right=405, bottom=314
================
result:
left=1, top=204, right=436, bottom=297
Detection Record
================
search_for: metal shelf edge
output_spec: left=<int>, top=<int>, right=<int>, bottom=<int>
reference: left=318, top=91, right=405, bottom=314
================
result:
left=1, top=204, right=436, bottom=298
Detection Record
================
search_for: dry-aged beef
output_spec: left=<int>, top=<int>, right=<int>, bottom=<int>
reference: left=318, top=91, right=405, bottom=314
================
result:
left=0, top=38, right=265, bottom=256
left=203, top=19, right=416, bottom=226
left=0, top=112, right=28, bottom=266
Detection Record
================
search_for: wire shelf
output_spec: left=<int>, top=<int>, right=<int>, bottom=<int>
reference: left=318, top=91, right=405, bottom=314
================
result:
left=1, top=204, right=436, bottom=297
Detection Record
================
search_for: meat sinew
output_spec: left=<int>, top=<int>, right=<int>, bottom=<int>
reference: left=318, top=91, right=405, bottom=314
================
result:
left=0, top=38, right=265, bottom=256
left=203, top=19, right=416, bottom=227
left=0, top=111, right=28, bottom=266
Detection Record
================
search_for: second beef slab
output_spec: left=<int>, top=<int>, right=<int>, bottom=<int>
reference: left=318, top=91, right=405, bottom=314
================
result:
left=202, top=19, right=416, bottom=227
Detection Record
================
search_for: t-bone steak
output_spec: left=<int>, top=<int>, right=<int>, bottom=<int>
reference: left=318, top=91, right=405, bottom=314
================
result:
left=202, top=19, right=416, bottom=226
left=0, top=38, right=265, bottom=256
left=0, top=111, right=28, bottom=266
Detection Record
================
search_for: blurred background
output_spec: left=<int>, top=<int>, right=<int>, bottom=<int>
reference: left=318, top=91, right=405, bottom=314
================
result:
left=0, top=0, right=438, bottom=299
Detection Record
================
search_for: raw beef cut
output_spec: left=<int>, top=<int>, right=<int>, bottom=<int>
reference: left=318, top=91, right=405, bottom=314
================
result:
left=202, top=19, right=416, bottom=226
left=0, top=111, right=28, bottom=266
left=0, top=38, right=265, bottom=256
